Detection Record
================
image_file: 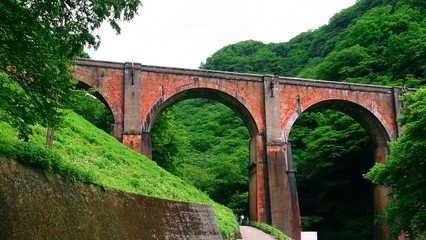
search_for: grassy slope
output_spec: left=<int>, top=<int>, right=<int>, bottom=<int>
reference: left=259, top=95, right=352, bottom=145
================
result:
left=0, top=111, right=238, bottom=238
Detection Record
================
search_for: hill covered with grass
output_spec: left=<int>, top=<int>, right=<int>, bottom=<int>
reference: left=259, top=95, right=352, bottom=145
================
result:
left=0, top=110, right=239, bottom=239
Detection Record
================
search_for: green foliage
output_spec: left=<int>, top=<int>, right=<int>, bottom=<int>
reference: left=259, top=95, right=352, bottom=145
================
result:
left=0, top=121, right=20, bottom=155
left=152, top=99, right=251, bottom=216
left=290, top=111, right=375, bottom=240
left=313, top=44, right=374, bottom=83
left=151, top=107, right=190, bottom=174
left=0, top=72, right=39, bottom=140
left=174, top=99, right=250, bottom=215
left=70, top=91, right=114, bottom=133
left=227, top=192, right=248, bottom=217
left=201, top=40, right=266, bottom=73
left=202, top=1, right=426, bottom=88
left=0, top=121, right=93, bottom=183
left=314, top=5, right=426, bottom=86
left=13, top=142, right=60, bottom=171
left=201, top=0, right=379, bottom=77
left=0, top=0, right=142, bottom=140
left=249, top=221, right=292, bottom=240
left=0, top=111, right=239, bottom=239
left=365, top=88, right=426, bottom=238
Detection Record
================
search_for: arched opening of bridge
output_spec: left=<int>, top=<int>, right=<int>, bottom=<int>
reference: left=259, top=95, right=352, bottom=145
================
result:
left=72, top=82, right=115, bottom=134
left=147, top=88, right=258, bottom=220
left=288, top=100, right=390, bottom=240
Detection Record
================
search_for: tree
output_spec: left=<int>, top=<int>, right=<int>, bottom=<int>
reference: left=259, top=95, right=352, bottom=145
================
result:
left=0, top=0, right=142, bottom=141
left=0, top=72, right=35, bottom=140
left=365, top=88, right=426, bottom=238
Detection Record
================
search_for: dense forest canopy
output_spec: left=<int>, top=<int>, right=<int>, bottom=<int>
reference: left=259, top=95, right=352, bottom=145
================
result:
left=201, top=0, right=426, bottom=88
left=289, top=110, right=375, bottom=239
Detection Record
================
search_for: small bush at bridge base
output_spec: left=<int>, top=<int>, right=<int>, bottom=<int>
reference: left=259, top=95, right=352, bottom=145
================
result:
left=249, top=221, right=292, bottom=240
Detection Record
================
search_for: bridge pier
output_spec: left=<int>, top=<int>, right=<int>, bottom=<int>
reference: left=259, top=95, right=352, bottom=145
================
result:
left=141, top=132, right=152, bottom=159
left=374, top=144, right=391, bottom=240
left=249, top=134, right=269, bottom=223
left=264, top=143, right=301, bottom=240
left=121, top=62, right=143, bottom=153
left=263, top=75, right=301, bottom=240
left=122, top=134, right=142, bottom=153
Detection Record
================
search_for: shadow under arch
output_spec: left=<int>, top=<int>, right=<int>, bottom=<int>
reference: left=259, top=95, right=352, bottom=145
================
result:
left=288, top=99, right=391, bottom=240
left=142, top=88, right=259, bottom=138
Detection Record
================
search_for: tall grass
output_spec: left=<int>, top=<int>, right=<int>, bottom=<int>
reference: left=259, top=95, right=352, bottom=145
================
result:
left=0, top=111, right=239, bottom=238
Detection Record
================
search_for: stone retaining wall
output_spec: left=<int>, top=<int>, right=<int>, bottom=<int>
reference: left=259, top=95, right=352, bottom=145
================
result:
left=0, top=158, right=222, bottom=239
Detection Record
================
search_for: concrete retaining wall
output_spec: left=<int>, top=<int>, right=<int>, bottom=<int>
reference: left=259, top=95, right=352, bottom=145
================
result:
left=0, top=157, right=222, bottom=239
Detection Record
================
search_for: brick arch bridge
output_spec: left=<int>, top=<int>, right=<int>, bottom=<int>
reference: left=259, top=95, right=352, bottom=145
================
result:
left=74, top=58, right=405, bottom=240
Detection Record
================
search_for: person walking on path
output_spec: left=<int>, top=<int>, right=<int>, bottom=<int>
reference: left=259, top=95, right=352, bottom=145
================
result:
left=239, top=226, right=278, bottom=240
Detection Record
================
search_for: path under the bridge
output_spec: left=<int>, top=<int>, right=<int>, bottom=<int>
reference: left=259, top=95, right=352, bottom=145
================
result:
left=239, top=226, right=277, bottom=240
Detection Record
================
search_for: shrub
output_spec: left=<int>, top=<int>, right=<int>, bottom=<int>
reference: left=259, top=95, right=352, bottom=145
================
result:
left=13, top=142, right=59, bottom=170
left=249, top=221, right=292, bottom=240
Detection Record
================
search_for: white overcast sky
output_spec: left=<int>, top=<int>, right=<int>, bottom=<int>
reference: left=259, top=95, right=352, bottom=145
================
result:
left=86, top=0, right=357, bottom=69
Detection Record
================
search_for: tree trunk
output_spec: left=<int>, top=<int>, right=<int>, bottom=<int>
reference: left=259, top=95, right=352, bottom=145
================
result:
left=46, top=126, right=54, bottom=148
left=46, top=92, right=58, bottom=148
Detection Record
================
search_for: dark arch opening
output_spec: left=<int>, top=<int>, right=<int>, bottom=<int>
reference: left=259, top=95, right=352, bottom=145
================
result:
left=289, top=100, right=391, bottom=240
left=72, top=81, right=115, bottom=134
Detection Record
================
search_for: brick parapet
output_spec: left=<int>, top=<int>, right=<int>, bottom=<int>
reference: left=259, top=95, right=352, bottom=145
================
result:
left=279, top=76, right=403, bottom=93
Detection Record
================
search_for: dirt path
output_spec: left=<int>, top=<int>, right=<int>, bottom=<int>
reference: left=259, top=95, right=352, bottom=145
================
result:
left=239, top=226, right=278, bottom=240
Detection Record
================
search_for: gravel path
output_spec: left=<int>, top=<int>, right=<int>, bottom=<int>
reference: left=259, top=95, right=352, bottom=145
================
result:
left=239, top=226, right=278, bottom=240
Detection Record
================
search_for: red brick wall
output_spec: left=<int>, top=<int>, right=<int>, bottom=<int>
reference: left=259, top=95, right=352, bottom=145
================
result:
left=279, top=80, right=397, bottom=143
left=139, top=70, right=265, bottom=135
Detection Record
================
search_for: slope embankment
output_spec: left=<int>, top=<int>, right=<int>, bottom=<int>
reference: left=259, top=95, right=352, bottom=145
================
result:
left=0, top=157, right=222, bottom=239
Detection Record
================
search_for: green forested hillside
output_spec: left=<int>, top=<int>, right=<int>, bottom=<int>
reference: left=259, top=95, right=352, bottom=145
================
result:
left=153, top=0, right=426, bottom=239
left=201, top=0, right=426, bottom=87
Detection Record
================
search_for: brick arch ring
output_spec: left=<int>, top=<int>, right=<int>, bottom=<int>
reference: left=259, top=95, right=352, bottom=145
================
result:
left=141, top=87, right=260, bottom=137
left=285, top=99, right=392, bottom=150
